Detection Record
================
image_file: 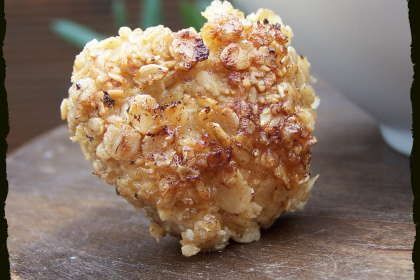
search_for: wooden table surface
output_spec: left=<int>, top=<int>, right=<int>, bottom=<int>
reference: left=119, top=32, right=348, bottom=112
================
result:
left=6, top=80, right=414, bottom=279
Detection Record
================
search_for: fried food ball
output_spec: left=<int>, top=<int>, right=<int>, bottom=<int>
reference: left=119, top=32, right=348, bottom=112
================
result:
left=60, top=0, right=319, bottom=257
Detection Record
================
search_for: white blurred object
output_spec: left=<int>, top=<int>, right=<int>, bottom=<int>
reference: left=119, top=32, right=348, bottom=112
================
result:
left=240, top=0, right=413, bottom=156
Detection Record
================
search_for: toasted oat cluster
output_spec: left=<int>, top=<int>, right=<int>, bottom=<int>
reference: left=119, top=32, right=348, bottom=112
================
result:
left=61, top=0, right=319, bottom=256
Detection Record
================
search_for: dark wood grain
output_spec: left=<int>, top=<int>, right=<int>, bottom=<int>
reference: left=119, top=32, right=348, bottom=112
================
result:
left=6, top=80, right=414, bottom=279
left=5, top=0, right=184, bottom=151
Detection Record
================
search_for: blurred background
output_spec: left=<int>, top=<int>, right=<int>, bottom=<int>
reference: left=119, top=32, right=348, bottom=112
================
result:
left=242, top=0, right=412, bottom=155
left=5, top=0, right=412, bottom=154
left=5, top=0, right=191, bottom=151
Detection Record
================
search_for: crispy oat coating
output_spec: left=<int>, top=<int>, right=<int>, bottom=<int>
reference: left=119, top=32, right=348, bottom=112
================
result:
left=61, top=0, right=319, bottom=257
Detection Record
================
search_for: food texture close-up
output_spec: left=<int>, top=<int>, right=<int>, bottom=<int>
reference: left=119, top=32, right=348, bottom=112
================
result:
left=60, top=0, right=319, bottom=256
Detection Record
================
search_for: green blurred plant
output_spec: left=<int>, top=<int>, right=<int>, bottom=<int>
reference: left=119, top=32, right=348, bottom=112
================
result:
left=51, top=0, right=212, bottom=49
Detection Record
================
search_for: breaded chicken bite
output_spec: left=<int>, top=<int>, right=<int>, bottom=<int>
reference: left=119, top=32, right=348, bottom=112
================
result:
left=60, top=0, right=319, bottom=256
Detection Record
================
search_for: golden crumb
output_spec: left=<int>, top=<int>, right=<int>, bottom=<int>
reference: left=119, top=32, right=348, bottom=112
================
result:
left=61, top=0, right=319, bottom=256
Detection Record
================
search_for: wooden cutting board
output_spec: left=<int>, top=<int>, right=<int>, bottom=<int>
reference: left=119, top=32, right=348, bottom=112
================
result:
left=7, top=80, right=414, bottom=280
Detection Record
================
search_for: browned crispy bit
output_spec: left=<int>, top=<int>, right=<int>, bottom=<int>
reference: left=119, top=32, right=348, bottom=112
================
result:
left=102, top=91, right=115, bottom=108
left=248, top=21, right=288, bottom=47
left=220, top=42, right=254, bottom=70
left=206, top=146, right=233, bottom=169
left=171, top=28, right=209, bottom=69
left=273, top=23, right=281, bottom=30
left=145, top=125, right=175, bottom=138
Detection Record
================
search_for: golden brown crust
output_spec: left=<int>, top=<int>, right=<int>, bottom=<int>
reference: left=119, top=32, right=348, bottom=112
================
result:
left=61, top=0, right=319, bottom=257
left=171, top=28, right=210, bottom=69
